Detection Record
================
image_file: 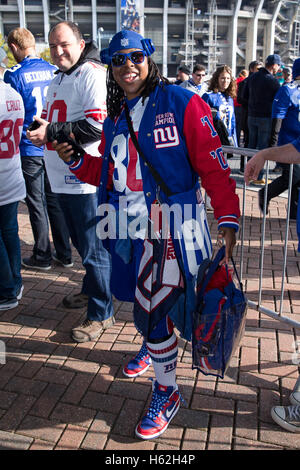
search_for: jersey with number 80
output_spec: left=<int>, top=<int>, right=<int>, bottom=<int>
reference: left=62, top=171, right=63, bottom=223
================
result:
left=0, top=81, right=26, bottom=206
left=0, top=118, right=23, bottom=159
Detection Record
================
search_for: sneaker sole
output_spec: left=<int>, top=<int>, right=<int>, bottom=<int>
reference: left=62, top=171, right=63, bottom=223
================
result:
left=71, top=331, right=102, bottom=343
left=16, top=285, right=24, bottom=301
left=135, top=400, right=180, bottom=440
left=271, top=407, right=300, bottom=433
left=52, top=255, right=74, bottom=268
left=22, top=261, right=51, bottom=271
left=0, top=300, right=18, bottom=311
left=123, top=361, right=152, bottom=378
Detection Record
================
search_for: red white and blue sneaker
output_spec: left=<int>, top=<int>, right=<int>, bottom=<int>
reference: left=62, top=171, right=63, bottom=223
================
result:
left=135, top=380, right=180, bottom=439
left=123, top=341, right=152, bottom=378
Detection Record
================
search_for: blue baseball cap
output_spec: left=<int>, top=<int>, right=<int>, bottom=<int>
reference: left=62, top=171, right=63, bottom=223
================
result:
left=265, top=54, right=281, bottom=66
left=292, top=58, right=300, bottom=80
left=100, top=29, right=155, bottom=65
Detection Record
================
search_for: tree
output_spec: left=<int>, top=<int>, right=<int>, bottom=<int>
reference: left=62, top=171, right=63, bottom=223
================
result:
left=0, top=33, right=16, bottom=67
left=39, top=47, right=53, bottom=64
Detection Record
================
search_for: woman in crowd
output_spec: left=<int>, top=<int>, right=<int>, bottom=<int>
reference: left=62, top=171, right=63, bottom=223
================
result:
left=202, top=65, right=238, bottom=147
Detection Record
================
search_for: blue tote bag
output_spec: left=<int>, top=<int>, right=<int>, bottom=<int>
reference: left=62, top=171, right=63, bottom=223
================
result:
left=192, top=246, right=247, bottom=378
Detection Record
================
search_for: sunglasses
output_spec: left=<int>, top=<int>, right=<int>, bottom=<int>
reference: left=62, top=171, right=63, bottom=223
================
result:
left=195, top=73, right=205, bottom=77
left=111, top=50, right=146, bottom=67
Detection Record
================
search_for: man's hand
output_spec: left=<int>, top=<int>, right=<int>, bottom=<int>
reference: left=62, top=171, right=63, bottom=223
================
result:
left=217, top=227, right=236, bottom=265
left=244, top=152, right=266, bottom=185
left=26, top=116, right=49, bottom=147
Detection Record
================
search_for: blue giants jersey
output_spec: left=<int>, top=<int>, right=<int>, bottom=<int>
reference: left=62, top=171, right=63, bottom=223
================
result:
left=272, top=81, right=300, bottom=146
left=4, top=56, right=56, bottom=156
left=202, top=91, right=237, bottom=145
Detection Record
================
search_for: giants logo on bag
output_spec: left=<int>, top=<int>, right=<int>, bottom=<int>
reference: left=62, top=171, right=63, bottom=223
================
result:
left=153, top=126, right=179, bottom=149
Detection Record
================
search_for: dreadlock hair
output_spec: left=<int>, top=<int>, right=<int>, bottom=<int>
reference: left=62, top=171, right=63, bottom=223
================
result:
left=106, top=56, right=170, bottom=119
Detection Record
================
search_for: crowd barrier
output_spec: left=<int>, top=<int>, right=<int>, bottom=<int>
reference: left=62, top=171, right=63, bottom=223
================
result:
left=222, top=145, right=300, bottom=331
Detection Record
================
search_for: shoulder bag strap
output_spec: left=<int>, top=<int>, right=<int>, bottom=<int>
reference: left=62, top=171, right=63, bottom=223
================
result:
left=124, top=102, right=173, bottom=198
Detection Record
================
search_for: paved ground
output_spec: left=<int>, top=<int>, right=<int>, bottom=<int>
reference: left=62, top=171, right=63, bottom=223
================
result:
left=0, top=157, right=299, bottom=451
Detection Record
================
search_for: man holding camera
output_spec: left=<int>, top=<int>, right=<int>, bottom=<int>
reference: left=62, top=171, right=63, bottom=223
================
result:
left=27, top=21, right=114, bottom=342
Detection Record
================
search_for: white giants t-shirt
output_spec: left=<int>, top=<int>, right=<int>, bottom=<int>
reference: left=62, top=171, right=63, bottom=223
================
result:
left=43, top=62, right=107, bottom=194
left=0, top=80, right=26, bottom=206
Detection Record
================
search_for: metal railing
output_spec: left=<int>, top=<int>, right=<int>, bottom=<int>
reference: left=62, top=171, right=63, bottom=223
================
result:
left=222, top=145, right=300, bottom=331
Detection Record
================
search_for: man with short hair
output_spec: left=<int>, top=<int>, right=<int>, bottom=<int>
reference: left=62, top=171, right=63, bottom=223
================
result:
left=4, top=27, right=72, bottom=270
left=243, top=54, right=281, bottom=184
left=180, top=63, right=208, bottom=96
left=174, top=65, right=190, bottom=85
left=27, top=21, right=114, bottom=342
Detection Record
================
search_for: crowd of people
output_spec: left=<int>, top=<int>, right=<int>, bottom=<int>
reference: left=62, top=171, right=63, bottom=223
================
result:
left=0, top=22, right=299, bottom=439
left=179, top=54, right=300, bottom=225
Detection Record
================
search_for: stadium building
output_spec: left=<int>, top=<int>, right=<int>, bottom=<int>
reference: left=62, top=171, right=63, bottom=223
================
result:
left=0, top=0, right=299, bottom=77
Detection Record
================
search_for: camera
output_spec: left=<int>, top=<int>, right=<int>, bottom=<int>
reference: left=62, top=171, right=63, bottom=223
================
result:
left=53, top=129, right=84, bottom=161
left=27, top=120, right=41, bottom=131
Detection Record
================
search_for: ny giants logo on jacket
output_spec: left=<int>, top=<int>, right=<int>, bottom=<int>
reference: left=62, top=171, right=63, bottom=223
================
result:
left=153, top=112, right=179, bottom=149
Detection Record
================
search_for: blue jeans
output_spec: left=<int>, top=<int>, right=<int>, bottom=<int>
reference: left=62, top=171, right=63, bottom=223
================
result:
left=57, top=192, right=114, bottom=322
left=247, top=116, right=272, bottom=179
left=0, top=201, right=22, bottom=299
left=22, top=156, right=71, bottom=263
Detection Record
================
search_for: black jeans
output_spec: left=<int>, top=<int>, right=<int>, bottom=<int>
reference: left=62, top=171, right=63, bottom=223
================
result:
left=21, top=156, right=71, bottom=263
left=264, top=163, right=300, bottom=218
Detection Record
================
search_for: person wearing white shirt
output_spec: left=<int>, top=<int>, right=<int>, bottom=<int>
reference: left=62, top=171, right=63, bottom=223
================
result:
left=27, top=21, right=114, bottom=343
left=0, top=80, right=26, bottom=310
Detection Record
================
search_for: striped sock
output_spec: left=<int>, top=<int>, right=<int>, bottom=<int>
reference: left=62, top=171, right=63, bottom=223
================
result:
left=146, top=332, right=178, bottom=388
